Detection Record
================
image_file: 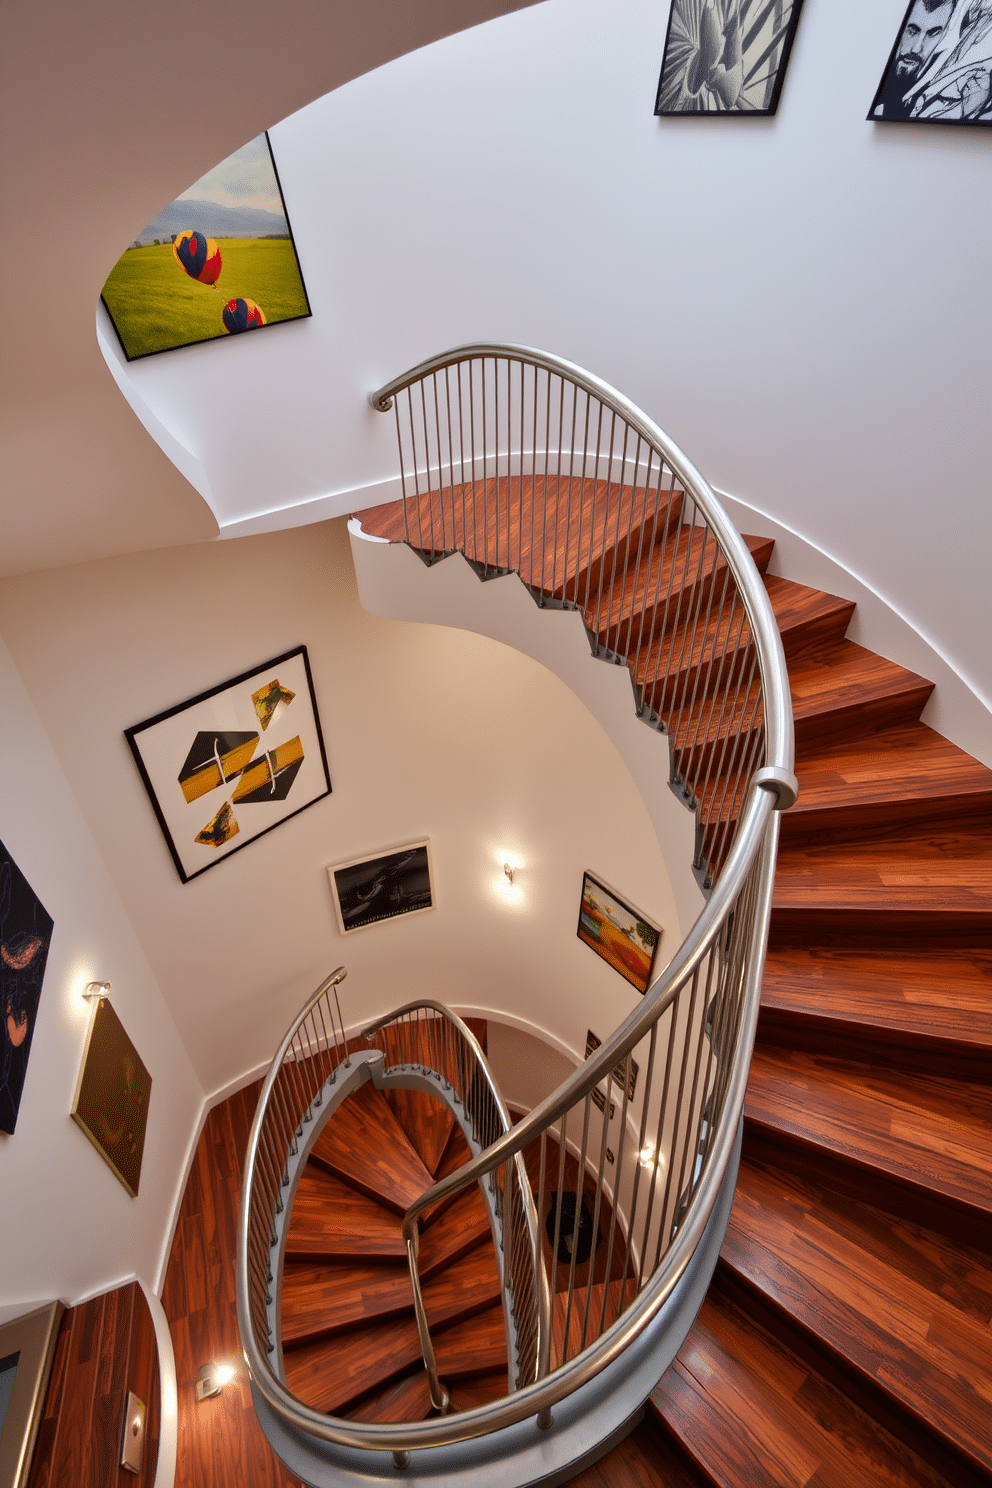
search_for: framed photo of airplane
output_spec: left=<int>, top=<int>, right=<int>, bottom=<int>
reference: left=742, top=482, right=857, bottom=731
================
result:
left=125, top=646, right=331, bottom=882
left=328, top=841, right=435, bottom=935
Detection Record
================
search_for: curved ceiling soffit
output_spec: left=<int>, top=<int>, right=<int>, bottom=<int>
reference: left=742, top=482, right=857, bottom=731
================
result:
left=0, top=0, right=544, bottom=579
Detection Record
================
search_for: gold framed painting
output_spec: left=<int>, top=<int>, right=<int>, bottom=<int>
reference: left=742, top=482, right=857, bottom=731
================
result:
left=72, top=999, right=151, bottom=1198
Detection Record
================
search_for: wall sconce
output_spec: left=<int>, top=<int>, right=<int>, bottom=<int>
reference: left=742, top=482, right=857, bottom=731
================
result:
left=195, top=1362, right=235, bottom=1402
left=503, top=862, right=514, bottom=885
left=82, top=981, right=112, bottom=1001
left=639, top=1144, right=663, bottom=1169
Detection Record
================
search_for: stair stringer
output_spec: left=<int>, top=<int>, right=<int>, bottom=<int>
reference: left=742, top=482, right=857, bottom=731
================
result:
left=253, top=1120, right=742, bottom=1488
left=348, top=521, right=704, bottom=943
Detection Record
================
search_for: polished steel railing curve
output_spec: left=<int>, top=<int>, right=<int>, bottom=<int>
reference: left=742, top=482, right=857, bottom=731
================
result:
left=360, top=999, right=548, bottom=1407
left=236, top=345, right=797, bottom=1463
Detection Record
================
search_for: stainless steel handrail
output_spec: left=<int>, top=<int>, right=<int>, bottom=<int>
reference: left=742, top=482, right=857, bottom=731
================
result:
left=361, top=1000, right=548, bottom=1402
left=236, top=345, right=796, bottom=1460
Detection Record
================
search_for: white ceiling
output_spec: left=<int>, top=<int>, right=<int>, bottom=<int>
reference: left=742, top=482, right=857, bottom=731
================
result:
left=0, top=0, right=543, bottom=577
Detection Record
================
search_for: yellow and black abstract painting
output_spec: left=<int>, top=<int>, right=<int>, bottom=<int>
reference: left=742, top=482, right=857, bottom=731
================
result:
left=125, top=647, right=331, bottom=883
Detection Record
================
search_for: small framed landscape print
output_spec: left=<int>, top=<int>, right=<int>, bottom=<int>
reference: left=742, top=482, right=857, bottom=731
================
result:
left=328, top=842, right=434, bottom=935
left=125, top=646, right=331, bottom=883
left=655, top=0, right=806, bottom=116
left=101, top=131, right=311, bottom=360
left=869, top=0, right=992, bottom=125
left=0, top=838, right=53, bottom=1135
left=578, top=872, right=661, bottom=995
left=72, top=999, right=151, bottom=1197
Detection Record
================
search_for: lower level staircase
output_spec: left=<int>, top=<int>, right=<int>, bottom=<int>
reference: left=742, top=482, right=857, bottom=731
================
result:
left=352, top=491, right=992, bottom=1487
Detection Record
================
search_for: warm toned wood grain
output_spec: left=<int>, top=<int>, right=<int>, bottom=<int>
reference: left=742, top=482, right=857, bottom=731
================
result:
left=27, top=1281, right=160, bottom=1488
left=344, top=1368, right=434, bottom=1424
left=284, top=1162, right=405, bottom=1261
left=384, top=1085, right=455, bottom=1174
left=722, top=1155, right=992, bottom=1481
left=418, top=1183, right=493, bottom=1278
left=431, top=1304, right=507, bottom=1379
left=651, top=1288, right=955, bottom=1488
left=281, top=1241, right=500, bottom=1347
left=162, top=1080, right=301, bottom=1488
left=744, top=1044, right=992, bottom=1221
left=309, top=1080, right=434, bottom=1212
left=446, top=1368, right=511, bottom=1413
left=551, top=1280, right=633, bottom=1369
left=760, top=946, right=992, bottom=1061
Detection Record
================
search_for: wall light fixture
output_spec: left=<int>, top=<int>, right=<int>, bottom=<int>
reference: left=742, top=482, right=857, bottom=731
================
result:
left=195, top=1362, right=235, bottom=1402
left=82, top=981, right=112, bottom=1001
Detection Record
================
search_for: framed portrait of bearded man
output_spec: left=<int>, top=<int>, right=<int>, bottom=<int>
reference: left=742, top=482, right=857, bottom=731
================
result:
left=870, top=0, right=992, bottom=125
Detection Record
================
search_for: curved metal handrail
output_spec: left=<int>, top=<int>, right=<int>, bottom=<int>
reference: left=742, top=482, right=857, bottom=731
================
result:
left=360, top=999, right=549, bottom=1405
left=237, top=344, right=797, bottom=1460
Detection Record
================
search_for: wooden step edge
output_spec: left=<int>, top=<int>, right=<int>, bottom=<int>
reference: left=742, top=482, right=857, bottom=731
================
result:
left=712, top=1256, right=992, bottom=1488
left=283, top=1236, right=408, bottom=1263
left=756, top=1001, right=992, bottom=1079
left=780, top=788, right=992, bottom=844
left=742, top=1119, right=992, bottom=1254
left=768, top=906, right=992, bottom=947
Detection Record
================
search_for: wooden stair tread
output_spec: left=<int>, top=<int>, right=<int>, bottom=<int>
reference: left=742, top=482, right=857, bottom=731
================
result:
left=283, top=1313, right=424, bottom=1414
left=343, top=1368, right=434, bottom=1424
left=282, top=1247, right=503, bottom=1411
left=384, top=1086, right=455, bottom=1175
left=791, top=721, right=992, bottom=828
left=551, top=1280, right=632, bottom=1368
left=418, top=1183, right=493, bottom=1279
left=722, top=1156, right=992, bottom=1477
left=447, top=1368, right=509, bottom=1413
left=744, top=1044, right=992, bottom=1218
left=763, top=574, right=855, bottom=654
left=310, top=1082, right=434, bottom=1213
left=773, top=821, right=992, bottom=921
left=432, top=1303, right=507, bottom=1378
left=788, top=641, right=934, bottom=737
left=284, top=1163, right=404, bottom=1260
left=760, top=946, right=992, bottom=1054
left=650, top=1287, right=955, bottom=1488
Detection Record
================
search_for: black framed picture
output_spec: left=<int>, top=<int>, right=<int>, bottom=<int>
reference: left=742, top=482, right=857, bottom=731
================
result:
left=101, top=131, right=311, bottom=360
left=0, top=839, right=53, bottom=1135
left=125, top=646, right=331, bottom=883
left=577, top=872, right=660, bottom=995
left=328, top=842, right=434, bottom=935
left=870, top=0, right=992, bottom=124
left=655, top=0, right=805, bottom=116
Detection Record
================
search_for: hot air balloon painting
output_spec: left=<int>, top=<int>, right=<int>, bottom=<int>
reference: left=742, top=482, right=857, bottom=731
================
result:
left=101, top=132, right=310, bottom=360
left=173, top=229, right=223, bottom=286
left=223, top=297, right=267, bottom=334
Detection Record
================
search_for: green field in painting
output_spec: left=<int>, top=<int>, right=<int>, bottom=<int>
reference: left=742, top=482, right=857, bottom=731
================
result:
left=101, top=238, right=310, bottom=359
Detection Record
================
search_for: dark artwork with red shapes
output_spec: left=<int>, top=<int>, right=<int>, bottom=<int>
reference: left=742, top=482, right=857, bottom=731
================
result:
left=0, top=838, right=53, bottom=1134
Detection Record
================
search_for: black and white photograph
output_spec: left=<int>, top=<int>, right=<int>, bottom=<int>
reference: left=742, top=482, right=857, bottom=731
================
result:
left=870, top=0, right=992, bottom=124
left=125, top=646, right=331, bottom=883
left=328, top=842, right=434, bottom=935
left=655, top=0, right=806, bottom=115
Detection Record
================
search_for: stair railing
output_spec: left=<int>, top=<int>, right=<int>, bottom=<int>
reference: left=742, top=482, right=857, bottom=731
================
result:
left=236, top=345, right=797, bottom=1461
left=237, top=966, right=351, bottom=1361
left=360, top=1001, right=548, bottom=1407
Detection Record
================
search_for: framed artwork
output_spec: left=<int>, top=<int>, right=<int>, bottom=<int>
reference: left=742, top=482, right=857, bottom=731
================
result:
left=125, top=646, right=331, bottom=883
left=869, top=0, right=992, bottom=125
left=328, top=842, right=434, bottom=935
left=101, top=131, right=311, bottom=360
left=655, top=0, right=806, bottom=115
left=0, top=839, right=53, bottom=1136
left=577, top=872, right=661, bottom=995
left=0, top=1302, right=64, bottom=1488
left=71, top=999, right=151, bottom=1197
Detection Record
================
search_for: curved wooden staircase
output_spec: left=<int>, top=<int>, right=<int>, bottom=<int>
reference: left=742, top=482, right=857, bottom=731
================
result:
left=351, top=487, right=992, bottom=1488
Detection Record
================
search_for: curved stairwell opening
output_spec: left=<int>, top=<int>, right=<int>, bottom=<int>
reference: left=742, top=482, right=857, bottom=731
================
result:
left=237, top=347, right=991, bottom=1488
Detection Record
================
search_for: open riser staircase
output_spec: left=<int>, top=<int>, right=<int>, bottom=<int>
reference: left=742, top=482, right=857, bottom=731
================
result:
left=236, top=347, right=991, bottom=1488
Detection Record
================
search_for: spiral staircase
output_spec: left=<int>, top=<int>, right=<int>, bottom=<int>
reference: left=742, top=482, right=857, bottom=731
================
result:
left=234, top=348, right=992, bottom=1488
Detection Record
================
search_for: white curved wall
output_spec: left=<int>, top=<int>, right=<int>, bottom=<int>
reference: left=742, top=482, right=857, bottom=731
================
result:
left=0, top=519, right=677, bottom=1099
left=103, top=0, right=991, bottom=749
